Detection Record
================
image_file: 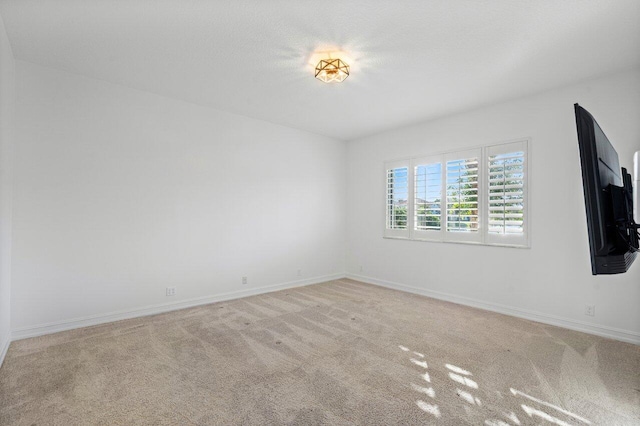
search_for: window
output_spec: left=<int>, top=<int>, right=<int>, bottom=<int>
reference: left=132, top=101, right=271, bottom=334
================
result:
left=486, top=140, right=527, bottom=246
left=412, top=155, right=444, bottom=241
left=384, top=140, right=529, bottom=247
left=385, top=161, right=409, bottom=238
left=445, top=149, right=482, bottom=243
left=415, top=162, right=442, bottom=231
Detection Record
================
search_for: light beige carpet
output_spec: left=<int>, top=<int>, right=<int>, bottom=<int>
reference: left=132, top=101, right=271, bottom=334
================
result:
left=0, top=279, right=638, bottom=425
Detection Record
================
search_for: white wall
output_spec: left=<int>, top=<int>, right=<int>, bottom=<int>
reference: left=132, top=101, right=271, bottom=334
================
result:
left=8, top=60, right=640, bottom=344
left=12, top=61, right=346, bottom=336
left=346, top=68, right=640, bottom=343
left=0, top=12, right=15, bottom=363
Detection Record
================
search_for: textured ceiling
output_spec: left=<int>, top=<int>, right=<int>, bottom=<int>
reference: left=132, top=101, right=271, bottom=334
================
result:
left=1, top=0, right=639, bottom=140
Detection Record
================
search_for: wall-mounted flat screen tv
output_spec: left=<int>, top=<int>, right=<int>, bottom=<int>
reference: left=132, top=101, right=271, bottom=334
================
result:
left=575, top=104, right=638, bottom=274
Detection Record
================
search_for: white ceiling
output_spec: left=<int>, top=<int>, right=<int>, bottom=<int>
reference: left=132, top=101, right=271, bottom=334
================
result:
left=1, top=1, right=639, bottom=140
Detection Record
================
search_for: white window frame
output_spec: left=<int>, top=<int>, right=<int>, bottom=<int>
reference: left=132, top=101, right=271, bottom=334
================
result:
left=383, top=139, right=530, bottom=248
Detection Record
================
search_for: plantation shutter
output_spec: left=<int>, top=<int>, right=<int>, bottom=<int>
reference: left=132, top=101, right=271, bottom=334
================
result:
left=385, top=160, right=411, bottom=238
left=485, top=140, right=528, bottom=246
left=445, top=149, right=482, bottom=243
left=383, top=140, right=529, bottom=248
left=413, top=155, right=444, bottom=240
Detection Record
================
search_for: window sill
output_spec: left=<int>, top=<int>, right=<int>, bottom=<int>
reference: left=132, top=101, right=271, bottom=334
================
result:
left=383, top=235, right=530, bottom=249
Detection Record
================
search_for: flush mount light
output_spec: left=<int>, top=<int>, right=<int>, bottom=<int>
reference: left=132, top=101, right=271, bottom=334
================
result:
left=315, top=58, right=350, bottom=83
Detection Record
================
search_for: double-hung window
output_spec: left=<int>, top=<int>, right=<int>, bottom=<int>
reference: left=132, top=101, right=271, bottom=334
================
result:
left=384, top=140, right=529, bottom=247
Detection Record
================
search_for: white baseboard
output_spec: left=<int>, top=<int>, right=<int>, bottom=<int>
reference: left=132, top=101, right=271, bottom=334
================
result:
left=0, top=336, right=10, bottom=370
left=346, top=273, right=640, bottom=345
left=11, top=273, right=346, bottom=341
left=11, top=272, right=639, bottom=346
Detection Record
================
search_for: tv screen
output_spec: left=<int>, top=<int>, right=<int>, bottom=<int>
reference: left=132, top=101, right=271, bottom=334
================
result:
left=575, top=104, right=638, bottom=274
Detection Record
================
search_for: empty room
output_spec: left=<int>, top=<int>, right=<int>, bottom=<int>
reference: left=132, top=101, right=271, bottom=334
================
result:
left=0, top=1, right=639, bottom=425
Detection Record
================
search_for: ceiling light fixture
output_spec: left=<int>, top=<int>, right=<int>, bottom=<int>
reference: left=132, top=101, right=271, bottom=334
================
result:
left=315, top=58, right=350, bottom=83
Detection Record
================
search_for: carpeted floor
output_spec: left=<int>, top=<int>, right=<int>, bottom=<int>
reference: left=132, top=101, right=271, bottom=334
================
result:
left=0, top=279, right=639, bottom=425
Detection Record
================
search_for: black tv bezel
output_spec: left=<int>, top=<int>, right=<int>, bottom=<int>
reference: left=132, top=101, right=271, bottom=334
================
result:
left=575, top=103, right=637, bottom=275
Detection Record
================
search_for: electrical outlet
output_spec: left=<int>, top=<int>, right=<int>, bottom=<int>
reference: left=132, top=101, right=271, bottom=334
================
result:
left=166, top=287, right=176, bottom=297
left=242, top=276, right=247, bottom=285
left=297, top=269, right=302, bottom=277
left=585, top=305, right=595, bottom=316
